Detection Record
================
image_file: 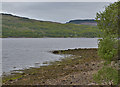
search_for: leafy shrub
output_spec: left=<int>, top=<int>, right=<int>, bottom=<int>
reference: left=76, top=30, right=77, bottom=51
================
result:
left=93, top=66, right=118, bottom=85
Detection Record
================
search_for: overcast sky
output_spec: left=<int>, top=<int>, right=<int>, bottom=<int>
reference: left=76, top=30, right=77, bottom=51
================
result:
left=2, top=2, right=111, bottom=23
left=2, top=0, right=118, bottom=2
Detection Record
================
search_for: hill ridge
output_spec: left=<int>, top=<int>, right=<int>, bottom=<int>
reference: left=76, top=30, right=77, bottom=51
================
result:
left=1, top=13, right=101, bottom=38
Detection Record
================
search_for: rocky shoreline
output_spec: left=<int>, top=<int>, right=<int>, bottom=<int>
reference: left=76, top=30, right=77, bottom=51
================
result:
left=3, top=48, right=104, bottom=85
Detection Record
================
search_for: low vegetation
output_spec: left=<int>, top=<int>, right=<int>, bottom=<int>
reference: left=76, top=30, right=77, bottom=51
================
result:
left=1, top=13, right=101, bottom=38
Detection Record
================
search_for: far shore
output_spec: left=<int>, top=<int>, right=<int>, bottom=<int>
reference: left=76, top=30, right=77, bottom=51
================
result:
left=2, top=37, right=100, bottom=38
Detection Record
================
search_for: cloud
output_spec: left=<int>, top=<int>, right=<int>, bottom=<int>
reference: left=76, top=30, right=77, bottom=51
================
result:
left=2, top=2, right=110, bottom=23
left=2, top=0, right=118, bottom=2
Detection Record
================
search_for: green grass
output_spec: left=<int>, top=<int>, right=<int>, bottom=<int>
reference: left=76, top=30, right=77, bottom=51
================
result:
left=93, top=66, right=118, bottom=85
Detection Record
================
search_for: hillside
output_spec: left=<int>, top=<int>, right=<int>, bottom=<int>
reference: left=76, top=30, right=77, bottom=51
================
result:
left=2, top=13, right=101, bottom=38
left=67, top=19, right=97, bottom=26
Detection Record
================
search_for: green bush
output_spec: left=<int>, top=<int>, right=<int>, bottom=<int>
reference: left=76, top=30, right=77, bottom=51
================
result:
left=96, top=1, right=119, bottom=62
left=98, top=37, right=118, bottom=62
left=94, top=1, right=119, bottom=85
left=94, top=66, right=118, bottom=85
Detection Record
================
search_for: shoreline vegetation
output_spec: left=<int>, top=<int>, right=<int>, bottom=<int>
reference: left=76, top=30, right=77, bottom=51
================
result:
left=3, top=48, right=105, bottom=85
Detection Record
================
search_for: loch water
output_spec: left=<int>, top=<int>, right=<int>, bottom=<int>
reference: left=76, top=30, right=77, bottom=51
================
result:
left=2, top=38, right=98, bottom=73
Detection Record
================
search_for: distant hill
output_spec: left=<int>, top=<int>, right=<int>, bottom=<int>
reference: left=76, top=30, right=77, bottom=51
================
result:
left=67, top=19, right=97, bottom=26
left=1, top=13, right=101, bottom=38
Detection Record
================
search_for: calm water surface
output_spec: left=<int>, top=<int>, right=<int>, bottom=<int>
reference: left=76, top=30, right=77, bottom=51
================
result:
left=2, top=38, right=98, bottom=73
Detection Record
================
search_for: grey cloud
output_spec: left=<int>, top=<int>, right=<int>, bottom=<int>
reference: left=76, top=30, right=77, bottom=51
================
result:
left=2, top=2, right=110, bottom=23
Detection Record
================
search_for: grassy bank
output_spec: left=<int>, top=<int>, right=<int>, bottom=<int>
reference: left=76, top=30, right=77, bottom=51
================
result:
left=3, top=48, right=103, bottom=85
left=2, top=13, right=100, bottom=38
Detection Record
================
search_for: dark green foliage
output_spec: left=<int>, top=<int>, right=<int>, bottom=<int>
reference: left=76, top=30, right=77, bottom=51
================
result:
left=96, top=1, right=119, bottom=61
left=96, top=2, right=119, bottom=37
left=2, top=14, right=100, bottom=38
left=98, top=36, right=118, bottom=61
left=93, top=1, right=119, bottom=85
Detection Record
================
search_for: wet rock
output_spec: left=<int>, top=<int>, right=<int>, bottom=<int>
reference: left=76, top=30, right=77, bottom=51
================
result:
left=28, top=73, right=31, bottom=75
left=97, top=65, right=99, bottom=67
left=62, top=80, right=66, bottom=82
left=70, top=75, right=74, bottom=78
left=13, top=67, right=16, bottom=68
left=21, top=73, right=25, bottom=75
left=9, top=79, right=13, bottom=82
left=18, top=78, right=22, bottom=80
left=85, top=63, right=89, bottom=66
left=42, top=81, right=45, bottom=83
left=83, top=72, right=86, bottom=75
left=53, top=51, right=59, bottom=54
left=75, top=62, right=79, bottom=65
left=90, top=68, right=93, bottom=71
left=32, top=73, right=36, bottom=75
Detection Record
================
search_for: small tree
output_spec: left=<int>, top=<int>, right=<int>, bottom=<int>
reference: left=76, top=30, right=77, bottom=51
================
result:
left=96, top=1, right=119, bottom=62
left=94, top=1, right=119, bottom=85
